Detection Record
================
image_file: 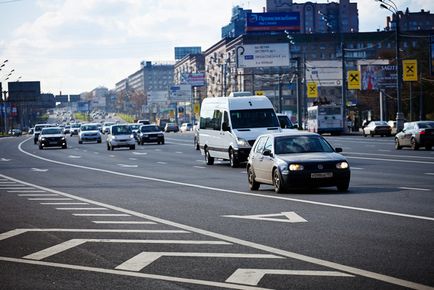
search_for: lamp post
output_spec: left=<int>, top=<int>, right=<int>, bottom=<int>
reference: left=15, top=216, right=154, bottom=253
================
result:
left=376, top=0, right=404, bottom=131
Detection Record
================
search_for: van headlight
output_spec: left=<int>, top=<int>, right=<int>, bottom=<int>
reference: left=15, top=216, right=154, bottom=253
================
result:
left=237, top=138, right=250, bottom=147
left=289, top=164, right=304, bottom=171
left=336, top=162, right=349, bottom=169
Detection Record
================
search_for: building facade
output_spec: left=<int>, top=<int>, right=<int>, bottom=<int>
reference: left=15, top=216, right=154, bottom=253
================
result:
left=386, top=8, right=434, bottom=31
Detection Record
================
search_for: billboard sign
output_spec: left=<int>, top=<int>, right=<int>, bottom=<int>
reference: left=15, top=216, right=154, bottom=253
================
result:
left=170, top=84, right=192, bottom=102
left=246, top=12, right=300, bottom=32
left=77, top=101, right=90, bottom=112
left=305, top=61, right=342, bottom=87
left=7, top=81, right=40, bottom=102
left=237, top=43, right=290, bottom=68
left=180, top=72, right=206, bottom=87
left=360, top=65, right=397, bottom=90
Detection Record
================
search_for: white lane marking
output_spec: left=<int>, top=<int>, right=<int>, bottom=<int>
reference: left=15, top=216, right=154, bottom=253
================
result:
left=176, top=151, right=183, bottom=154
left=223, top=212, right=307, bottom=224
left=1, top=158, right=11, bottom=161
left=425, top=173, right=434, bottom=176
left=7, top=190, right=46, bottom=193
left=345, top=151, right=434, bottom=160
left=378, top=149, right=391, bottom=152
left=1, top=187, right=35, bottom=190
left=0, top=257, right=266, bottom=290
left=154, top=149, right=161, bottom=151
left=92, top=221, right=156, bottom=225
left=117, top=164, right=138, bottom=168
left=240, top=171, right=246, bottom=174
left=350, top=167, right=364, bottom=170
left=226, top=269, right=354, bottom=286
left=157, top=161, right=167, bottom=165
left=128, top=158, right=138, bottom=161
left=41, top=203, right=89, bottom=205
left=56, top=208, right=108, bottom=210
left=15, top=145, right=434, bottom=223
left=24, top=239, right=231, bottom=261
left=1, top=174, right=431, bottom=290
left=0, top=181, right=20, bottom=184
left=116, top=252, right=282, bottom=272
left=0, top=229, right=189, bottom=241
left=346, top=155, right=434, bottom=165
left=399, top=187, right=431, bottom=192
left=109, top=155, right=115, bottom=158
left=18, top=194, right=58, bottom=197
left=132, top=152, right=147, bottom=155
left=68, top=155, right=81, bottom=159
left=28, top=198, right=72, bottom=201
left=193, top=166, right=206, bottom=169
left=196, top=160, right=203, bottom=162
left=31, top=168, right=48, bottom=172
left=72, top=213, right=130, bottom=217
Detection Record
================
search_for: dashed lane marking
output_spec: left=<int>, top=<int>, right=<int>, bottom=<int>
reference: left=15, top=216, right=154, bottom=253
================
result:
left=92, top=221, right=157, bottom=225
left=72, top=213, right=130, bottom=217
left=27, top=198, right=72, bottom=201
left=56, top=208, right=108, bottom=211
left=18, top=194, right=58, bottom=197
left=8, top=190, right=46, bottom=193
left=399, top=187, right=431, bottom=192
left=41, top=202, right=89, bottom=205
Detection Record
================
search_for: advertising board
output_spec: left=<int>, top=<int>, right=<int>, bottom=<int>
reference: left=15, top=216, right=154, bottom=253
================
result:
left=246, top=12, right=300, bottom=32
left=360, top=65, right=397, bottom=90
left=170, top=85, right=192, bottom=102
left=7, top=81, right=40, bottom=102
left=180, top=72, right=206, bottom=87
left=237, top=43, right=290, bottom=68
left=305, top=61, right=342, bottom=87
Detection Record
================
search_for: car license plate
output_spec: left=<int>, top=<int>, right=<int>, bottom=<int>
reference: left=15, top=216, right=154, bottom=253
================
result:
left=311, top=172, right=333, bottom=178
left=49, top=141, right=58, bottom=145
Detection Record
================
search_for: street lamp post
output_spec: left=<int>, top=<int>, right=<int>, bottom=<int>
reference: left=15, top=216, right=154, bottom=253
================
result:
left=377, top=0, right=404, bottom=131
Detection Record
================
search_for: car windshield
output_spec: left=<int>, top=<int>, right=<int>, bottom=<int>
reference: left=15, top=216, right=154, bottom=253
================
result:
left=130, top=124, right=140, bottom=130
left=112, top=126, right=132, bottom=135
left=274, top=135, right=334, bottom=154
left=418, top=122, right=434, bottom=129
left=71, top=124, right=81, bottom=128
left=81, top=125, right=98, bottom=131
left=42, top=128, right=62, bottom=135
left=374, top=121, right=388, bottom=126
left=230, top=109, right=279, bottom=129
left=142, top=125, right=160, bottom=132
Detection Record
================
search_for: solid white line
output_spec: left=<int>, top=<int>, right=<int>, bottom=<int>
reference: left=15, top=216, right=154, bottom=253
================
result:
left=72, top=213, right=130, bottom=217
left=56, top=208, right=108, bottom=210
left=350, top=167, right=363, bottom=170
left=1, top=187, right=36, bottom=190
left=346, top=155, right=434, bottom=165
left=41, top=203, right=89, bottom=205
left=7, top=190, right=46, bottom=193
left=0, top=182, right=20, bottom=184
left=425, top=173, right=434, bottom=176
left=116, top=252, right=282, bottom=271
left=0, top=257, right=267, bottom=290
left=0, top=174, right=432, bottom=289
left=399, top=187, right=431, bottom=192
left=18, top=194, right=58, bottom=197
left=28, top=198, right=72, bottom=201
left=14, top=145, right=434, bottom=222
left=193, top=166, right=206, bottom=169
left=92, top=221, right=157, bottom=224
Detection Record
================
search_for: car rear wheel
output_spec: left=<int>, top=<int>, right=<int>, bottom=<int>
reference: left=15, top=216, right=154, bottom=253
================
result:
left=204, top=147, right=214, bottom=165
left=129, top=145, right=135, bottom=150
left=273, top=168, right=285, bottom=193
left=411, top=138, right=419, bottom=150
left=247, top=166, right=260, bottom=191
left=78, top=140, right=83, bottom=144
left=62, top=145, right=67, bottom=149
left=395, top=138, right=402, bottom=150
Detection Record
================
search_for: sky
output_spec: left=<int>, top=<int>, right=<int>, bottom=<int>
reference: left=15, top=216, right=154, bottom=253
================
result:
left=0, top=0, right=433, bottom=95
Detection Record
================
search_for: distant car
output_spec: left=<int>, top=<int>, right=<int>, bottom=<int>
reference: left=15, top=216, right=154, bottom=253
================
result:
left=106, top=124, right=135, bottom=150
left=180, top=123, right=193, bottom=133
left=246, top=131, right=350, bottom=193
left=137, top=124, right=165, bottom=145
left=362, top=121, right=392, bottom=137
left=78, top=123, right=102, bottom=144
left=9, top=128, right=22, bottom=136
left=276, top=113, right=297, bottom=129
left=62, top=125, right=71, bottom=134
left=387, top=120, right=397, bottom=135
left=102, top=121, right=116, bottom=134
left=70, top=123, right=81, bottom=136
left=33, top=123, right=56, bottom=144
left=164, top=123, right=179, bottom=133
left=137, top=119, right=150, bottom=125
left=395, top=121, right=434, bottom=150
left=129, top=123, right=141, bottom=139
left=38, top=127, right=67, bottom=149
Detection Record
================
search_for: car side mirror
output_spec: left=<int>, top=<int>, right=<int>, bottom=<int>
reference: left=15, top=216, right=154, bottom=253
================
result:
left=335, top=147, right=343, bottom=153
left=263, top=149, right=273, bottom=157
left=222, top=122, right=230, bottom=132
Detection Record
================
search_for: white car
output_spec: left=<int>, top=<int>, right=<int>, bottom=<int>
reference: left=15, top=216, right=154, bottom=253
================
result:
left=106, top=124, right=135, bottom=150
left=102, top=121, right=116, bottom=134
left=78, top=123, right=102, bottom=144
left=180, top=123, right=193, bottom=132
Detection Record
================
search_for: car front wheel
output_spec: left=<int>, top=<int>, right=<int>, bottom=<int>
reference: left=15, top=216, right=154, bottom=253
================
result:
left=247, top=166, right=260, bottom=190
left=395, top=138, right=402, bottom=150
left=204, top=147, right=214, bottom=165
left=229, top=148, right=239, bottom=168
left=273, top=168, right=285, bottom=193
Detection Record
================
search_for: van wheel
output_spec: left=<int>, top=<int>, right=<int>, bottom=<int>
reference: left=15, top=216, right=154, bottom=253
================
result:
left=229, top=148, right=239, bottom=168
left=205, top=148, right=214, bottom=165
left=247, top=166, right=260, bottom=190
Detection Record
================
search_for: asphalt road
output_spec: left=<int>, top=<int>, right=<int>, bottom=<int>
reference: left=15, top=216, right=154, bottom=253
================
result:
left=0, top=132, right=433, bottom=290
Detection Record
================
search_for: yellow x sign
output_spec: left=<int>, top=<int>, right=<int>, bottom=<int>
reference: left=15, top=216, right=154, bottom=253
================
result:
left=347, top=70, right=361, bottom=90
left=403, top=59, right=418, bottom=81
left=307, top=82, right=318, bottom=98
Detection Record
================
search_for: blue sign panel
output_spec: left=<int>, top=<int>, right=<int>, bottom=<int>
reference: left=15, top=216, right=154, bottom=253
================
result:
left=246, top=12, right=300, bottom=32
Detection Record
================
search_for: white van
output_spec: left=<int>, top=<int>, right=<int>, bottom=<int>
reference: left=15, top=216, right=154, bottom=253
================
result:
left=199, top=93, right=281, bottom=167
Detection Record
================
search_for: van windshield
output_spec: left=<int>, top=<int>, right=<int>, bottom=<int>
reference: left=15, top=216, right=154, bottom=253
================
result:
left=230, top=109, right=279, bottom=129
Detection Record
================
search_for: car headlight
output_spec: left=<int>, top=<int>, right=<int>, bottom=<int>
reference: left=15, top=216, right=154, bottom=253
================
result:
left=61, top=137, right=65, bottom=140
left=143, top=134, right=149, bottom=138
left=289, top=164, right=304, bottom=171
left=41, top=137, right=46, bottom=141
left=237, top=138, right=250, bottom=147
left=130, top=134, right=134, bottom=138
left=336, top=162, right=349, bottom=169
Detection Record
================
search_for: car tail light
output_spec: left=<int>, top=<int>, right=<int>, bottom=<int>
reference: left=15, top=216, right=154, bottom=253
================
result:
left=419, top=130, right=426, bottom=135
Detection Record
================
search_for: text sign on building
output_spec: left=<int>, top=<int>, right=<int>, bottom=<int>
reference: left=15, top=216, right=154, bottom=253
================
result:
left=307, top=82, right=318, bottom=98
left=181, top=72, right=206, bottom=87
left=246, top=12, right=300, bottom=32
left=170, top=84, right=192, bottom=102
left=305, top=61, right=342, bottom=87
left=237, top=43, right=290, bottom=68
left=347, top=70, right=361, bottom=90
left=402, top=59, right=418, bottom=82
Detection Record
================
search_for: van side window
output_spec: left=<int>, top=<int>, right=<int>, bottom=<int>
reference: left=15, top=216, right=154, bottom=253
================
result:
left=212, top=110, right=222, bottom=130
left=254, top=136, right=268, bottom=153
left=200, top=108, right=222, bottom=130
left=223, top=111, right=230, bottom=130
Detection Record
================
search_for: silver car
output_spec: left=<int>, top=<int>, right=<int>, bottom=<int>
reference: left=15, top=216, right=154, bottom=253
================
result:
left=106, top=124, right=135, bottom=150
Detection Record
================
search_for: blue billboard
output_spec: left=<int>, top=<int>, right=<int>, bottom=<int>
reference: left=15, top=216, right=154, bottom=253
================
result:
left=246, top=12, right=300, bottom=32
